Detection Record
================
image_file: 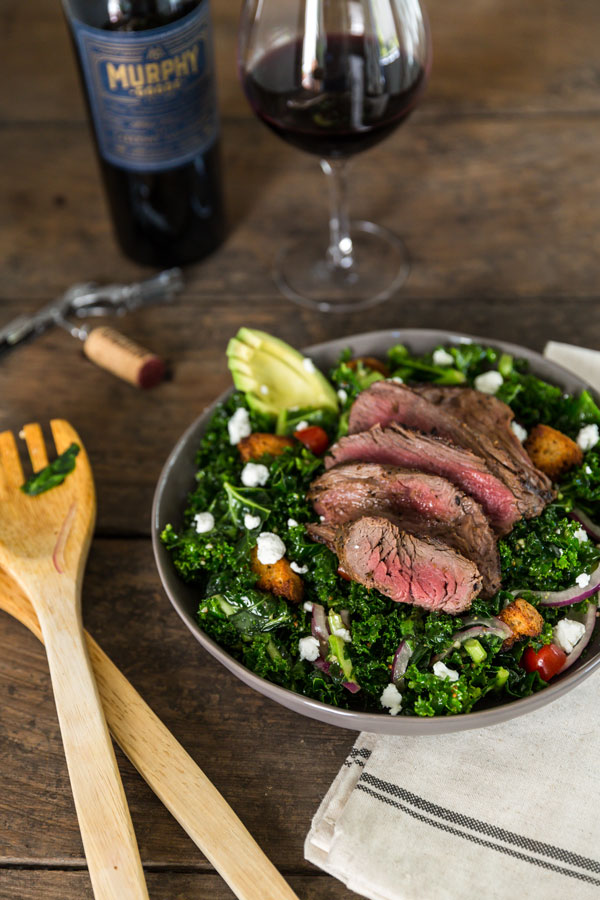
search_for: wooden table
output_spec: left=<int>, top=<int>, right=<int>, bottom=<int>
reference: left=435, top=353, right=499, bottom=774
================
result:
left=1, top=1, right=600, bottom=897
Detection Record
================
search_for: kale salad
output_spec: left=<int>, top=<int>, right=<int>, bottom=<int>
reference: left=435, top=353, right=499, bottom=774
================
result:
left=162, top=330, right=600, bottom=717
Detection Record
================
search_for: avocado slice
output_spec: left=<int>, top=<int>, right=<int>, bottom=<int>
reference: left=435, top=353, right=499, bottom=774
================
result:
left=227, top=328, right=338, bottom=417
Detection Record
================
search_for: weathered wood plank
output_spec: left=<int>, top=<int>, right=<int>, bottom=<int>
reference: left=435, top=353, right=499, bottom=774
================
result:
left=3, top=0, right=600, bottom=123
left=2, top=114, right=600, bottom=303
left=0, top=872, right=358, bottom=900
left=0, top=539, right=351, bottom=866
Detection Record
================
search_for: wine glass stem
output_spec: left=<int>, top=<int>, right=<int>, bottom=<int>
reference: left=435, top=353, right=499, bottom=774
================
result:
left=321, top=158, right=354, bottom=270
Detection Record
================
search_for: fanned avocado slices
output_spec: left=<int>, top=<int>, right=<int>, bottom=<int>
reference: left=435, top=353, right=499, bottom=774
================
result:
left=226, top=327, right=339, bottom=416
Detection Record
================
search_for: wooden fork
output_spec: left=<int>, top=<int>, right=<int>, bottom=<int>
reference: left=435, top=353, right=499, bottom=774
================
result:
left=0, top=420, right=148, bottom=900
left=0, top=567, right=301, bottom=900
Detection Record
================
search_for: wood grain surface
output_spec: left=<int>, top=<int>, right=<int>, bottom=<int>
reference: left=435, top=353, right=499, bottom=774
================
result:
left=1, top=0, right=600, bottom=898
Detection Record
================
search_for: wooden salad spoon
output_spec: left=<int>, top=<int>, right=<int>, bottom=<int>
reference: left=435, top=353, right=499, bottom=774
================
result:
left=0, top=420, right=148, bottom=899
left=0, top=551, right=300, bottom=899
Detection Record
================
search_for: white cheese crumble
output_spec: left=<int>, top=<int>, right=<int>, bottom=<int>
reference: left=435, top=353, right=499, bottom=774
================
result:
left=303, top=601, right=314, bottom=613
left=433, top=661, right=459, bottom=682
left=574, top=527, right=589, bottom=543
left=194, top=512, right=215, bottom=533
left=432, top=348, right=454, bottom=367
left=298, top=635, right=320, bottom=662
left=290, top=561, right=308, bottom=574
left=243, top=513, right=261, bottom=530
left=287, top=518, right=299, bottom=528
left=553, top=618, right=586, bottom=655
left=337, top=388, right=348, bottom=403
left=332, top=626, right=351, bottom=642
left=296, top=420, right=309, bottom=431
left=302, top=357, right=316, bottom=373
left=380, top=683, right=403, bottom=716
left=575, top=572, right=591, bottom=588
left=576, top=424, right=599, bottom=452
left=473, top=371, right=503, bottom=395
left=256, top=532, right=286, bottom=565
left=241, top=462, right=269, bottom=487
left=510, top=421, right=528, bottom=443
left=227, top=407, right=251, bottom=445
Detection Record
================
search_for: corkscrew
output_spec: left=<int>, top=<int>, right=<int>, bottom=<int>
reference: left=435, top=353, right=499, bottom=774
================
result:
left=0, top=268, right=183, bottom=387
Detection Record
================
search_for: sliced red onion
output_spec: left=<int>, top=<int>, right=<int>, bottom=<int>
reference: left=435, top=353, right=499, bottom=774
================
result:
left=311, top=603, right=330, bottom=655
left=342, top=680, right=361, bottom=694
left=558, top=604, right=597, bottom=674
left=339, top=609, right=351, bottom=629
left=391, top=641, right=413, bottom=685
left=462, top=615, right=513, bottom=636
left=570, top=508, right=600, bottom=542
left=514, top=563, right=600, bottom=607
left=311, top=657, right=360, bottom=692
left=433, top=623, right=511, bottom=664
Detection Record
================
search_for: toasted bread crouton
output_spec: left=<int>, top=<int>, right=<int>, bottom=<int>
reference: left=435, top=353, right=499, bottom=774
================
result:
left=498, top=598, right=544, bottom=649
left=347, top=356, right=390, bottom=377
left=250, top=546, right=304, bottom=605
left=238, top=433, right=294, bottom=463
left=524, top=424, right=583, bottom=480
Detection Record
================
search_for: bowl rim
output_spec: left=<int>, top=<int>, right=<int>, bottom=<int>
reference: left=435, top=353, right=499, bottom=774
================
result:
left=151, top=328, right=600, bottom=734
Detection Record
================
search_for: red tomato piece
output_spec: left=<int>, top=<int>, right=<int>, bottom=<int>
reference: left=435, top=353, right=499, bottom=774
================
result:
left=294, top=425, right=329, bottom=455
left=521, top=643, right=567, bottom=681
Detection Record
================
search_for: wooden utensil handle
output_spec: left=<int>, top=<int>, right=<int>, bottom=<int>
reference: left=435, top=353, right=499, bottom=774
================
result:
left=84, top=631, right=300, bottom=900
left=39, top=603, right=149, bottom=900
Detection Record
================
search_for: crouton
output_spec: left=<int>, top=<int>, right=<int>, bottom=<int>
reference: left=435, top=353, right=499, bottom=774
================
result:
left=347, top=356, right=390, bottom=377
left=498, top=598, right=544, bottom=649
left=238, top=433, right=294, bottom=463
left=524, top=424, right=583, bottom=480
left=250, top=545, right=304, bottom=605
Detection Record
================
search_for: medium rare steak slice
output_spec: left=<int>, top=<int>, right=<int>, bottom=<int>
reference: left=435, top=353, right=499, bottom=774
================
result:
left=307, top=516, right=482, bottom=613
left=348, top=381, right=554, bottom=517
left=308, top=463, right=501, bottom=596
left=325, top=423, right=520, bottom=534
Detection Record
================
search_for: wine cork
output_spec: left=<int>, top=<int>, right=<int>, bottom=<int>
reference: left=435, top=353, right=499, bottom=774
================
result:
left=83, top=326, right=165, bottom=388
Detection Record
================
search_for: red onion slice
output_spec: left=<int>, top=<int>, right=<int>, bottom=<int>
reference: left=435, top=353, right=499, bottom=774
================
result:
left=312, top=657, right=360, bottom=692
left=570, top=508, right=600, bottom=542
left=433, top=623, right=511, bottom=664
left=558, top=604, right=597, bottom=674
left=311, top=603, right=330, bottom=655
left=513, top=562, right=600, bottom=607
left=391, top=641, right=413, bottom=685
left=462, top=615, right=513, bottom=636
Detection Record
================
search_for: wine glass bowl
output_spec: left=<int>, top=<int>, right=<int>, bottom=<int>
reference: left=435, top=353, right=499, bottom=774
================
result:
left=238, top=0, right=431, bottom=311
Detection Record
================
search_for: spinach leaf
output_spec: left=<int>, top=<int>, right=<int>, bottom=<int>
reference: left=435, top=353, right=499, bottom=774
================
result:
left=21, top=443, right=80, bottom=496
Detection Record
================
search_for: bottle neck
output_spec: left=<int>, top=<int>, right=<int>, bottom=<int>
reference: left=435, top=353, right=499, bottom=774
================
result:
left=63, top=0, right=199, bottom=30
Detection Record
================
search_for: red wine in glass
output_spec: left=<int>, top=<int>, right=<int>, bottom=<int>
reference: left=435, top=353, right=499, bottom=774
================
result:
left=239, top=1, right=431, bottom=312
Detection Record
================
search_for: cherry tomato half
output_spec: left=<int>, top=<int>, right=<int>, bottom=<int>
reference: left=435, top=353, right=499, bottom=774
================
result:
left=294, top=425, right=329, bottom=455
left=521, top=643, right=567, bottom=681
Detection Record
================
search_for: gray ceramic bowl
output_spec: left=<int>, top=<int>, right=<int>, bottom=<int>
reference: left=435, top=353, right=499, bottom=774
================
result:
left=152, top=329, right=600, bottom=734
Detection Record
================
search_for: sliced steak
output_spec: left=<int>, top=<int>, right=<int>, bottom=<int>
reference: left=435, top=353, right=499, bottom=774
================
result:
left=325, top=423, right=520, bottom=534
left=307, top=516, right=482, bottom=613
left=308, top=463, right=500, bottom=596
left=348, top=381, right=554, bottom=517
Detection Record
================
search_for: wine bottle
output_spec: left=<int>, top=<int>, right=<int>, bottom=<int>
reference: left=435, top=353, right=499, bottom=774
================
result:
left=61, top=0, right=225, bottom=266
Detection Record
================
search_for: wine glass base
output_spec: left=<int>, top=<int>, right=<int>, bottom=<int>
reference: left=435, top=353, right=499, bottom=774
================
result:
left=273, top=220, right=410, bottom=313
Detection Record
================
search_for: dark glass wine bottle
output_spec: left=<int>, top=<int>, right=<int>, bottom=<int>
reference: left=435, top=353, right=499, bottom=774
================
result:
left=62, top=0, right=225, bottom=266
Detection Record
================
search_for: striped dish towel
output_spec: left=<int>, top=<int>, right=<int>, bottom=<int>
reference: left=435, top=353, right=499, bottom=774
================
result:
left=305, top=342, right=600, bottom=900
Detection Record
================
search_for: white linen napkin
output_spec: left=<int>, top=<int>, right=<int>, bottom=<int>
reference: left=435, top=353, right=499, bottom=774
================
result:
left=305, top=342, right=600, bottom=900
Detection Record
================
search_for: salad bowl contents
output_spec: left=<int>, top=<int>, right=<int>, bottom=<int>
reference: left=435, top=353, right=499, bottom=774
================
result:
left=152, top=329, right=600, bottom=734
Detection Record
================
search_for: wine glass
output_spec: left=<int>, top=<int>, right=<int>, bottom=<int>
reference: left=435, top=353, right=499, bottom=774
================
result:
left=238, top=0, right=431, bottom=312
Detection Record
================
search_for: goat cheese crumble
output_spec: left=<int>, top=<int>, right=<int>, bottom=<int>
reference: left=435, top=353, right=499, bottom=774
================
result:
left=298, top=635, right=320, bottom=661
left=227, top=407, right=251, bottom=445
left=296, top=421, right=309, bottom=431
left=575, top=572, right=591, bottom=588
left=474, top=371, right=503, bottom=395
left=243, top=513, right=261, bottom=530
left=194, top=512, right=215, bottom=533
left=287, top=518, right=299, bottom=528
left=432, top=348, right=454, bottom=366
left=290, top=561, right=308, bottom=574
left=380, top=683, right=403, bottom=716
left=574, top=527, right=589, bottom=543
left=553, top=618, right=586, bottom=655
left=256, top=532, right=286, bottom=565
left=332, top=626, right=351, bottom=642
left=241, top=462, right=269, bottom=487
left=576, top=424, right=599, bottom=451
left=337, top=388, right=348, bottom=403
left=433, top=661, right=459, bottom=682
left=303, top=601, right=314, bottom=613
left=510, top=421, right=528, bottom=443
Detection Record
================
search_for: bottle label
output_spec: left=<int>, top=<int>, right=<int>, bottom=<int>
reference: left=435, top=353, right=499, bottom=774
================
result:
left=72, top=4, right=218, bottom=172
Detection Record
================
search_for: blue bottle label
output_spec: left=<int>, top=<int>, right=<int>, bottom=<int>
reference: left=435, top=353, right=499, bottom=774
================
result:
left=72, top=3, right=218, bottom=172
